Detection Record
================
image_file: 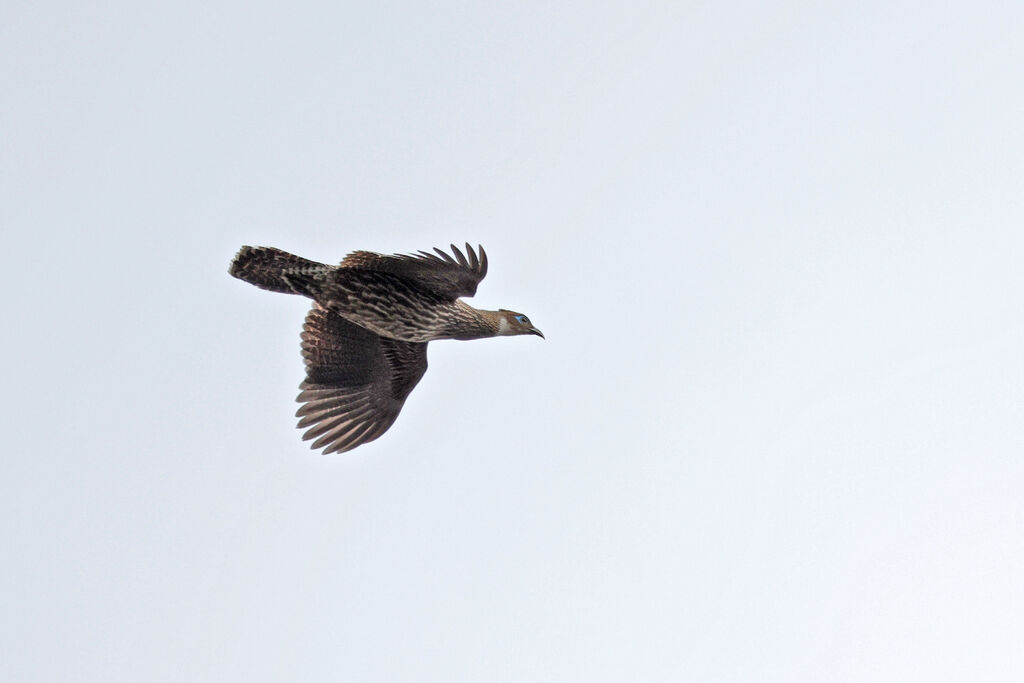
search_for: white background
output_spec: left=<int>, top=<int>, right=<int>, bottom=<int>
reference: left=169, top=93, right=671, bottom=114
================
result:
left=3, top=1, right=1022, bottom=680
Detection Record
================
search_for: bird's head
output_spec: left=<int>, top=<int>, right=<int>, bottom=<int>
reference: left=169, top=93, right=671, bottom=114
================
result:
left=497, top=309, right=544, bottom=338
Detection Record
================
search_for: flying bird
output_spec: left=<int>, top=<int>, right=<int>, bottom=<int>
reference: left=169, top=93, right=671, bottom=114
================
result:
left=229, top=243, right=543, bottom=454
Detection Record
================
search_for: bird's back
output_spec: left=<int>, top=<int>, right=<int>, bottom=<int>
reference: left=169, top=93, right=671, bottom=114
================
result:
left=230, top=244, right=493, bottom=342
left=294, top=267, right=472, bottom=342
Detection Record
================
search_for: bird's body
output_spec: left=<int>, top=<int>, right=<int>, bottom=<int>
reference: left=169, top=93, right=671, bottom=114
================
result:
left=229, top=243, right=542, bottom=454
left=290, top=268, right=501, bottom=342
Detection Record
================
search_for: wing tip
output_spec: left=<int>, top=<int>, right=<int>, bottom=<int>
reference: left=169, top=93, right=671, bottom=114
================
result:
left=478, top=244, right=488, bottom=277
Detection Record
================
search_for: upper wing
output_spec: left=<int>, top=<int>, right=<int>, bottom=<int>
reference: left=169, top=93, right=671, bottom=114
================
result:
left=339, top=243, right=487, bottom=300
left=295, top=303, right=428, bottom=454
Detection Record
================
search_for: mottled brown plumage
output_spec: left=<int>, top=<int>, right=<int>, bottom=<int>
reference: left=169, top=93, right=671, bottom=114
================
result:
left=229, top=243, right=543, bottom=454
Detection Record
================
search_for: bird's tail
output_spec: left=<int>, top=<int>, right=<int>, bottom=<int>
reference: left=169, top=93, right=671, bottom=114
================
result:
left=229, top=246, right=332, bottom=295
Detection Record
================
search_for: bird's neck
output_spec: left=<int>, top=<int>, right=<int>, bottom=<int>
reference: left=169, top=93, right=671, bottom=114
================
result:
left=449, top=304, right=504, bottom=340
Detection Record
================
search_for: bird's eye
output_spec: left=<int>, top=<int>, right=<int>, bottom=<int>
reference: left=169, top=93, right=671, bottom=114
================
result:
left=515, top=315, right=529, bottom=324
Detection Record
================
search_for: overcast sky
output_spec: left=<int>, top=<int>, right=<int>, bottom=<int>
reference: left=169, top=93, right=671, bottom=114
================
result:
left=3, top=1, right=1023, bottom=681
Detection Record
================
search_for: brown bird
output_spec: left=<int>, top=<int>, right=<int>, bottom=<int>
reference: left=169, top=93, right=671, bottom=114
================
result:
left=229, top=243, right=543, bottom=454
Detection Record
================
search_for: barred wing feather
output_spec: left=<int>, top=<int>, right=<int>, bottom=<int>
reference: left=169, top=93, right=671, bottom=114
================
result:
left=296, top=303, right=427, bottom=454
left=340, top=243, right=487, bottom=300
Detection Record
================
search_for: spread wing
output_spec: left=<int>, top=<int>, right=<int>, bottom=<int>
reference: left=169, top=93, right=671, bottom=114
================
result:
left=339, top=243, right=487, bottom=300
left=295, top=303, right=428, bottom=454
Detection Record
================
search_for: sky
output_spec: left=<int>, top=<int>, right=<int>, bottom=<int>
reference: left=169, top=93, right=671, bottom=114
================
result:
left=3, top=1, right=1023, bottom=680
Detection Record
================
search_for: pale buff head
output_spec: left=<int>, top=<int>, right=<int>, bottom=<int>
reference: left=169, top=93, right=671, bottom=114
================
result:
left=496, top=309, right=544, bottom=338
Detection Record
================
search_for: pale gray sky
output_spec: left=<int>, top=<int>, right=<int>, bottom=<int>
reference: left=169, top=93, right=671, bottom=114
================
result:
left=3, top=1, right=1023, bottom=681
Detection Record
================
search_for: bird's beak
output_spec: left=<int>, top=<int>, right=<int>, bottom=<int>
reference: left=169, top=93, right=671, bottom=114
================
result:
left=530, top=328, right=545, bottom=339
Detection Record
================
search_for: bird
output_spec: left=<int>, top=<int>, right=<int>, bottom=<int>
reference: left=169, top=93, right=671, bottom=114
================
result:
left=229, top=243, right=543, bottom=454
